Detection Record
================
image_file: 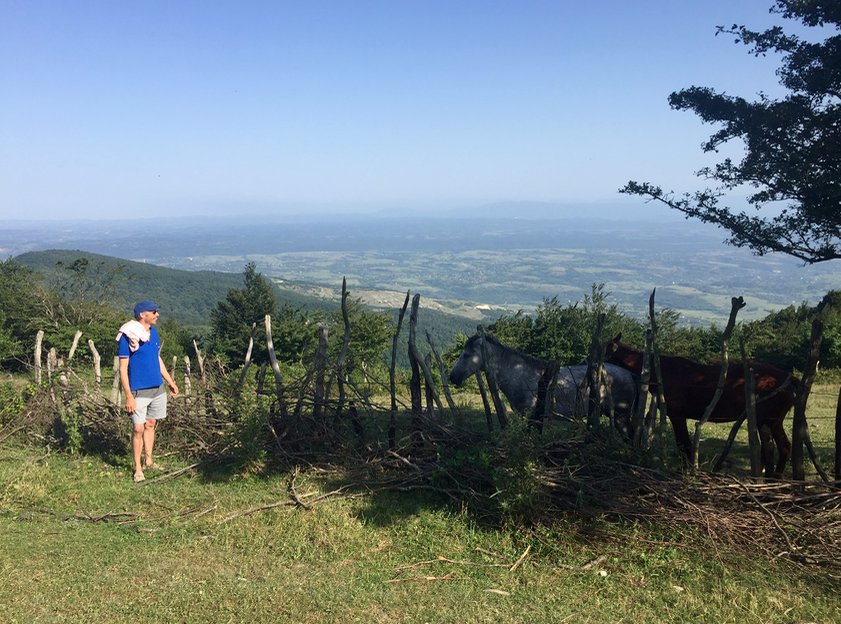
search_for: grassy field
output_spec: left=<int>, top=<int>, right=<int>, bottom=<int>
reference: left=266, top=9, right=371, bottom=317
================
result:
left=2, top=388, right=840, bottom=623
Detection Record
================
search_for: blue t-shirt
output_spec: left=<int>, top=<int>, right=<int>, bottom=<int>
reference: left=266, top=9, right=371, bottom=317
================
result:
left=118, top=326, right=163, bottom=391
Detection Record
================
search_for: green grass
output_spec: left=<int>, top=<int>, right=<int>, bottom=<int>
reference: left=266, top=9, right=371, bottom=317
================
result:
left=2, top=442, right=840, bottom=623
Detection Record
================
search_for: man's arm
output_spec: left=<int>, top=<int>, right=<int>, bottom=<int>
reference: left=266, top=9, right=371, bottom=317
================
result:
left=159, top=356, right=179, bottom=397
left=119, top=357, right=136, bottom=414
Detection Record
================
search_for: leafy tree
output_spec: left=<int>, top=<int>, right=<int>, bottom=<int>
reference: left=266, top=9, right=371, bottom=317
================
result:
left=30, top=260, right=125, bottom=362
left=209, top=263, right=279, bottom=366
left=485, top=310, right=534, bottom=353
left=156, top=317, right=195, bottom=364
left=0, top=259, right=43, bottom=366
left=622, top=1, right=841, bottom=264
left=271, top=303, right=321, bottom=367
left=489, top=284, right=644, bottom=364
left=54, top=257, right=130, bottom=306
left=327, top=297, right=395, bottom=375
left=742, top=290, right=841, bottom=370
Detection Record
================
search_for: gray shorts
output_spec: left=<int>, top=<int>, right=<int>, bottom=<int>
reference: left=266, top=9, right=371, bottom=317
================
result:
left=131, top=385, right=167, bottom=426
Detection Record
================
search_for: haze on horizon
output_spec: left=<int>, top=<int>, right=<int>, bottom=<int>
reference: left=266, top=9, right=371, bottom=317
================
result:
left=2, top=1, right=793, bottom=221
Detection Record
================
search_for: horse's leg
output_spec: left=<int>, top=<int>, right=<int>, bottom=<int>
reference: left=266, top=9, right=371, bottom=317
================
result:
left=669, top=415, right=693, bottom=464
left=771, top=420, right=792, bottom=479
left=759, top=424, right=775, bottom=478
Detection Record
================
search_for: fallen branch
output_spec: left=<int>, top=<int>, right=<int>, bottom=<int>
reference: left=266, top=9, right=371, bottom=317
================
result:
left=509, top=545, right=532, bottom=572
left=384, top=572, right=473, bottom=584
left=218, top=499, right=296, bottom=523
left=61, top=512, right=141, bottom=523
left=546, top=554, right=607, bottom=572
left=143, top=455, right=235, bottom=485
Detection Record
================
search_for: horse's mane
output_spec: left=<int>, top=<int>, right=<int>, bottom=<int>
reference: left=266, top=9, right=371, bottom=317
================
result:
left=473, top=333, right=552, bottom=369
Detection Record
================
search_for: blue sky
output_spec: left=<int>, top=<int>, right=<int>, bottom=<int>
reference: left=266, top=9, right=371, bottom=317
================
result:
left=1, top=1, right=795, bottom=220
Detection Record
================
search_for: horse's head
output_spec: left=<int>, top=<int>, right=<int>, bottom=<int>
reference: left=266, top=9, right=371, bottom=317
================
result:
left=449, top=334, right=484, bottom=386
left=603, top=333, right=623, bottom=360
left=602, top=333, right=644, bottom=373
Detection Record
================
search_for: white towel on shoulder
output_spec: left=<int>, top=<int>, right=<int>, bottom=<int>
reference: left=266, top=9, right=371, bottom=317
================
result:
left=116, top=320, right=150, bottom=353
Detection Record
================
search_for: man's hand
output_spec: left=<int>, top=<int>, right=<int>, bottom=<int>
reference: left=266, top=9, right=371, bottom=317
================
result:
left=168, top=381, right=179, bottom=397
left=125, top=394, right=137, bottom=414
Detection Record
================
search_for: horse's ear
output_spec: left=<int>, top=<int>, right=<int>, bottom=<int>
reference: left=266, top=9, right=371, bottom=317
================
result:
left=613, top=333, right=622, bottom=342
left=476, top=325, right=486, bottom=345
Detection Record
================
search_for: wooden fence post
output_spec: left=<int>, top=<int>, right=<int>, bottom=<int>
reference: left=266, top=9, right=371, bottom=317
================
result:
left=183, top=356, right=192, bottom=397
left=110, top=356, right=121, bottom=405
left=478, top=325, right=508, bottom=429
left=407, top=295, right=445, bottom=421
left=389, top=291, right=411, bottom=449
left=193, top=339, right=206, bottom=384
left=88, top=339, right=101, bottom=396
left=47, top=348, right=58, bottom=408
left=408, top=295, right=423, bottom=431
left=633, top=329, right=653, bottom=447
left=648, top=290, right=668, bottom=432
left=740, top=338, right=762, bottom=478
left=692, top=296, right=745, bottom=470
left=67, top=331, right=82, bottom=362
left=313, top=323, right=329, bottom=422
left=531, top=360, right=560, bottom=434
left=336, top=278, right=351, bottom=417
left=583, top=313, right=605, bottom=428
left=264, top=315, right=287, bottom=418
left=834, top=386, right=841, bottom=482
left=476, top=372, right=494, bottom=433
left=238, top=323, right=257, bottom=388
left=426, top=330, right=457, bottom=413
left=792, top=319, right=823, bottom=481
left=34, top=330, right=44, bottom=385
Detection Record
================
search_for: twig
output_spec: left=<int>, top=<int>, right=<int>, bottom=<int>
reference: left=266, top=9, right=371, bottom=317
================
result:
left=509, top=545, right=532, bottom=571
left=143, top=455, right=234, bottom=485
left=174, top=504, right=218, bottom=526
left=218, top=499, right=296, bottom=523
left=61, top=512, right=141, bottom=523
left=549, top=554, right=607, bottom=572
left=289, top=470, right=313, bottom=510
left=386, top=449, right=421, bottom=471
left=729, top=476, right=796, bottom=554
left=384, top=572, right=472, bottom=584
left=394, top=556, right=511, bottom=571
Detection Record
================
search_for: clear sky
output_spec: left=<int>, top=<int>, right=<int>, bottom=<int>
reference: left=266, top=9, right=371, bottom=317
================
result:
left=1, top=1, right=796, bottom=220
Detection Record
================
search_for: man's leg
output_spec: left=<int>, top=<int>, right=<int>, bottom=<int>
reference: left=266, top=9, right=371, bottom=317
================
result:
left=143, top=419, right=156, bottom=468
left=143, top=391, right=167, bottom=469
left=132, top=423, right=145, bottom=476
left=131, top=395, right=153, bottom=482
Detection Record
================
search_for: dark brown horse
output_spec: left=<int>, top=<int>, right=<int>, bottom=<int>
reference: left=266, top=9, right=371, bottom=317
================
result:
left=603, top=335, right=797, bottom=476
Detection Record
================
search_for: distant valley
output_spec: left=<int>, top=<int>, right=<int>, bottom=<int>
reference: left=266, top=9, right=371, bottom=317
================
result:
left=4, top=211, right=841, bottom=327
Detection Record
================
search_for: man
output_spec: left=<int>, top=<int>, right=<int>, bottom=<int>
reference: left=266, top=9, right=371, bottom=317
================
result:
left=117, top=301, right=179, bottom=483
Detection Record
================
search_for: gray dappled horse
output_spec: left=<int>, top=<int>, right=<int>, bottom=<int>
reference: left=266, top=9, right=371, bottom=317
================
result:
left=449, top=333, right=639, bottom=434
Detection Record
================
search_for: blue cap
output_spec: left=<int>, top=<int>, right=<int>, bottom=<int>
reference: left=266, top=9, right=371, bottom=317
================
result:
left=134, top=301, right=160, bottom=317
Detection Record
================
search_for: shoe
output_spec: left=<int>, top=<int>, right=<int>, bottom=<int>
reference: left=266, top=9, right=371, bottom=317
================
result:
left=133, top=471, right=145, bottom=483
left=144, top=463, right=165, bottom=471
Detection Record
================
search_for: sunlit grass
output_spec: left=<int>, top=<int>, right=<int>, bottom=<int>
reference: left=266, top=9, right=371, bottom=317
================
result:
left=1, top=442, right=839, bottom=623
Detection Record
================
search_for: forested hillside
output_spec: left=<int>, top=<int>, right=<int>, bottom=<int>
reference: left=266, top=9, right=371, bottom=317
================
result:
left=10, top=249, right=478, bottom=370
left=15, top=250, right=317, bottom=327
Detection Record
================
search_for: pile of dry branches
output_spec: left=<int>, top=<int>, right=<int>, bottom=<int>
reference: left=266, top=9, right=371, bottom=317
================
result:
left=4, top=376, right=840, bottom=569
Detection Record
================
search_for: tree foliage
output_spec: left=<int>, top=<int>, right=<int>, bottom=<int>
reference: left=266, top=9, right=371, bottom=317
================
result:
left=209, top=263, right=279, bottom=366
left=327, top=297, right=395, bottom=373
left=622, top=1, right=841, bottom=264
left=488, top=284, right=644, bottom=364
left=0, top=259, right=43, bottom=365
